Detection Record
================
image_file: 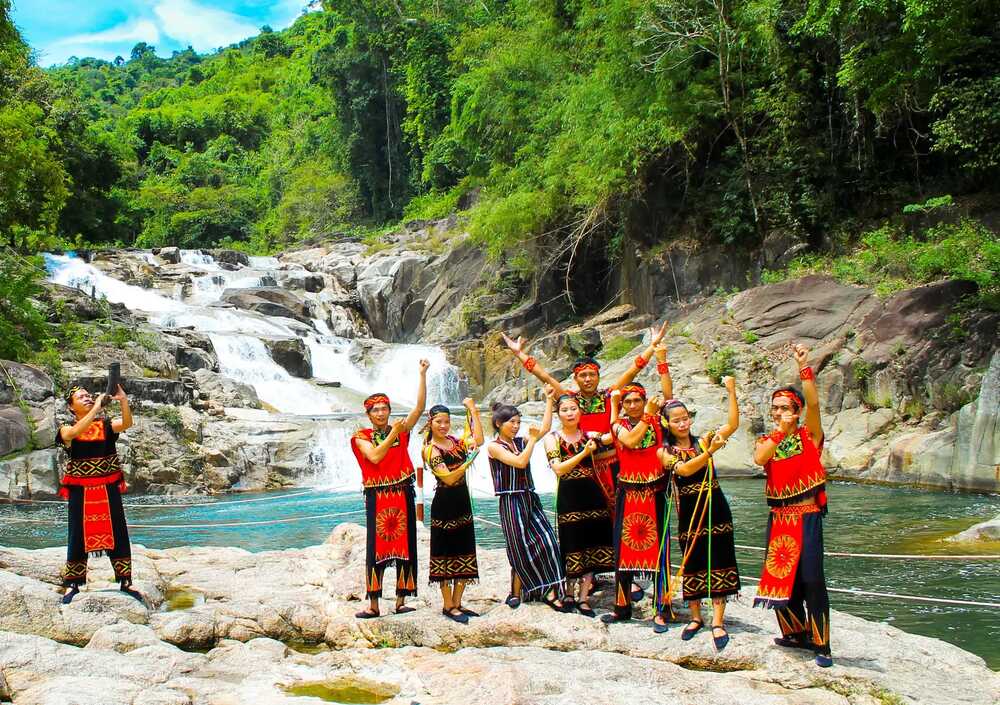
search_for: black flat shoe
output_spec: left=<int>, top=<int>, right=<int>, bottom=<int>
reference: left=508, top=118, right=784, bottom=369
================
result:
left=355, top=608, right=380, bottom=619
left=395, top=605, right=416, bottom=615
left=680, top=620, right=703, bottom=641
left=577, top=601, right=596, bottom=618
left=600, top=613, right=630, bottom=624
left=442, top=609, right=469, bottom=624
left=712, top=625, right=730, bottom=651
left=119, top=585, right=145, bottom=604
left=815, top=654, right=833, bottom=668
left=630, top=586, right=645, bottom=602
left=61, top=586, right=79, bottom=604
left=652, top=617, right=669, bottom=634
left=543, top=596, right=571, bottom=613
left=774, top=635, right=813, bottom=651
left=505, top=594, right=521, bottom=609
left=458, top=607, right=480, bottom=617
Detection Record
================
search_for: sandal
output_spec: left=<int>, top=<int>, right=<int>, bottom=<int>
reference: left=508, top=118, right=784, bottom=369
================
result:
left=119, top=584, right=145, bottom=605
left=395, top=605, right=416, bottom=615
left=600, top=612, right=630, bottom=624
left=442, top=608, right=469, bottom=624
left=577, top=601, right=596, bottom=618
left=458, top=607, right=480, bottom=617
left=543, top=596, right=570, bottom=613
left=355, top=608, right=380, bottom=619
left=505, top=594, right=521, bottom=609
left=680, top=620, right=703, bottom=641
left=711, top=625, right=730, bottom=651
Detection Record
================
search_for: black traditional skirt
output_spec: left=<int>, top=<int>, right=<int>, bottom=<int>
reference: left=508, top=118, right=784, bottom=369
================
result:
left=675, top=470, right=741, bottom=601
left=429, top=480, right=479, bottom=583
left=556, top=470, right=614, bottom=578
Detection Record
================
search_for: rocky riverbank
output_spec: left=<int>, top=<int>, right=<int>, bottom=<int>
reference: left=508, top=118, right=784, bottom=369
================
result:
left=0, top=524, right=997, bottom=705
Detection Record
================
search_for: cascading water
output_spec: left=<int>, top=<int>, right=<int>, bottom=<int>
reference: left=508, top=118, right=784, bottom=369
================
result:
left=179, top=250, right=219, bottom=269
left=45, top=254, right=186, bottom=314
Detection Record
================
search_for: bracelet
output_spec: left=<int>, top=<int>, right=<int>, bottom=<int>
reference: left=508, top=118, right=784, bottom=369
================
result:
left=523, top=356, right=537, bottom=372
left=799, top=366, right=814, bottom=381
left=656, top=361, right=669, bottom=375
left=642, top=413, right=658, bottom=426
left=634, top=355, right=648, bottom=369
left=768, top=430, right=786, bottom=445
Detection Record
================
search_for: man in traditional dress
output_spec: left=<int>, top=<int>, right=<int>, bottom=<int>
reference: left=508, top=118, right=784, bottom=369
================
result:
left=350, top=359, right=429, bottom=618
left=59, top=385, right=141, bottom=604
left=501, top=322, right=670, bottom=602
left=753, top=344, right=833, bottom=667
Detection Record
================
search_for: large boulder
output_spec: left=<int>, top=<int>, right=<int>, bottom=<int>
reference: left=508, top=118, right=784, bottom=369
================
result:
left=0, top=449, right=60, bottom=499
left=192, top=369, right=260, bottom=409
left=0, top=406, right=32, bottom=456
left=0, top=361, right=54, bottom=404
left=220, top=288, right=311, bottom=323
left=262, top=338, right=312, bottom=379
left=69, top=376, right=191, bottom=407
left=208, top=249, right=251, bottom=268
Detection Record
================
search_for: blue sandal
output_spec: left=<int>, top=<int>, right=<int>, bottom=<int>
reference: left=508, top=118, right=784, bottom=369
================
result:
left=680, top=620, right=703, bottom=641
left=711, top=625, right=730, bottom=651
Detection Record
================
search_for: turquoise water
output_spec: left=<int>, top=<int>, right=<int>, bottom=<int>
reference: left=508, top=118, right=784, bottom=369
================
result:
left=3, top=480, right=998, bottom=668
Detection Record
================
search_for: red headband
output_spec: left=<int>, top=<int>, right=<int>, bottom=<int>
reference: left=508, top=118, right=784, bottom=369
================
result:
left=771, top=390, right=801, bottom=410
left=573, top=362, right=600, bottom=374
left=621, top=384, right=646, bottom=400
left=364, top=394, right=390, bottom=411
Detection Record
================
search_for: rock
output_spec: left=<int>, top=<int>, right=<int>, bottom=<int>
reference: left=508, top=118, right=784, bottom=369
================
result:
left=729, top=275, right=872, bottom=345
left=69, top=376, right=191, bottom=407
left=158, top=247, right=181, bottom=264
left=192, top=370, right=260, bottom=409
left=0, top=406, right=32, bottom=456
left=0, top=361, right=54, bottom=404
left=261, top=338, right=312, bottom=378
left=42, top=284, right=108, bottom=321
left=0, top=530, right=997, bottom=705
left=175, top=346, right=217, bottom=372
left=0, top=449, right=61, bottom=499
left=220, top=288, right=311, bottom=323
left=274, top=270, right=325, bottom=293
left=948, top=514, right=1000, bottom=542
left=823, top=407, right=895, bottom=472
left=208, top=249, right=251, bottom=267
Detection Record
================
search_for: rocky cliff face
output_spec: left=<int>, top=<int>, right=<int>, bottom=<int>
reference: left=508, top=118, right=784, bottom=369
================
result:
left=0, top=526, right=996, bottom=705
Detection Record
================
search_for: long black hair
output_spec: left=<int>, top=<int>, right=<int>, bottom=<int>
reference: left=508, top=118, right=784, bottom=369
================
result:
left=661, top=399, right=699, bottom=449
left=491, top=402, right=520, bottom=432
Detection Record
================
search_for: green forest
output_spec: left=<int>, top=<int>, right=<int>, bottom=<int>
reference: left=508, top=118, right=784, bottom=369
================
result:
left=1, top=0, right=998, bottom=363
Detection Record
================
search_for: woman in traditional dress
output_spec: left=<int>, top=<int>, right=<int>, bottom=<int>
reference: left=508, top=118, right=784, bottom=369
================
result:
left=753, top=344, right=832, bottom=668
left=602, top=383, right=674, bottom=630
left=660, top=374, right=740, bottom=650
left=543, top=393, right=615, bottom=617
left=486, top=386, right=569, bottom=611
left=423, top=398, right=485, bottom=624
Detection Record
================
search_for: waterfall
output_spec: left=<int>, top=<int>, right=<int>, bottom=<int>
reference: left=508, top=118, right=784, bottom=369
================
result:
left=209, top=334, right=348, bottom=414
left=248, top=256, right=280, bottom=269
left=44, top=254, right=186, bottom=314
left=179, top=250, right=219, bottom=269
left=370, top=344, right=462, bottom=405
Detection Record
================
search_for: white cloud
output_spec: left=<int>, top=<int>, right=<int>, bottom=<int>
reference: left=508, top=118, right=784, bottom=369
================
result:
left=44, top=18, right=161, bottom=64
left=153, top=0, right=261, bottom=52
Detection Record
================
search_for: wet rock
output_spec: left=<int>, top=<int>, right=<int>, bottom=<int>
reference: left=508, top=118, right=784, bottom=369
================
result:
left=175, top=346, right=217, bottom=372
left=262, top=338, right=313, bottom=379
left=948, top=514, right=1000, bottom=542
left=220, top=288, right=311, bottom=323
left=209, top=249, right=251, bottom=268
left=157, top=247, right=181, bottom=264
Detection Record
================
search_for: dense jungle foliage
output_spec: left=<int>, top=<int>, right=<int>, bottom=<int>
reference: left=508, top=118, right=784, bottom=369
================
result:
left=1, top=0, right=998, bottom=362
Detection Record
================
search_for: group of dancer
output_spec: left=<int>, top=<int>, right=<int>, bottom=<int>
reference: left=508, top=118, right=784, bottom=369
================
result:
left=346, top=329, right=834, bottom=667
left=52, top=325, right=831, bottom=667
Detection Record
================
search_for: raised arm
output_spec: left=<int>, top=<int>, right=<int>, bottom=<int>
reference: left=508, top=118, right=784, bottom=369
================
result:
left=655, top=342, right=673, bottom=399
left=673, top=431, right=727, bottom=477
left=545, top=433, right=597, bottom=477
left=354, top=420, right=405, bottom=464
left=716, top=376, right=739, bottom=440
left=110, top=385, right=133, bottom=433
left=428, top=445, right=474, bottom=486
left=60, top=394, right=107, bottom=444
left=614, top=396, right=663, bottom=448
left=402, top=359, right=430, bottom=432
left=795, top=344, right=823, bottom=445
left=463, top=397, right=485, bottom=447
left=501, top=332, right=568, bottom=395
left=611, top=321, right=668, bottom=390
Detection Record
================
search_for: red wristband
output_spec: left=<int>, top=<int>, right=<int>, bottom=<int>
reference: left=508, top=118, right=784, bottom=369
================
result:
left=768, top=430, right=786, bottom=445
left=642, top=413, right=658, bottom=426
left=656, top=361, right=669, bottom=375
left=523, top=356, right=537, bottom=372
left=799, top=366, right=814, bottom=381
left=634, top=355, right=648, bottom=369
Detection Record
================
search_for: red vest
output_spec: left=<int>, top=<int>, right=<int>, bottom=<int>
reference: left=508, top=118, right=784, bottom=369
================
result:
left=614, top=417, right=666, bottom=485
left=763, top=426, right=827, bottom=509
left=351, top=428, right=415, bottom=489
left=578, top=390, right=613, bottom=435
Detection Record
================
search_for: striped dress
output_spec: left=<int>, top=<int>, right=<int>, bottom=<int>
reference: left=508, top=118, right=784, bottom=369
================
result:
left=489, top=437, right=566, bottom=601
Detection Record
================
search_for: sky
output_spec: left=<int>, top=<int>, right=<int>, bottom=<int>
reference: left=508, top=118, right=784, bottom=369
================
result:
left=11, top=0, right=316, bottom=66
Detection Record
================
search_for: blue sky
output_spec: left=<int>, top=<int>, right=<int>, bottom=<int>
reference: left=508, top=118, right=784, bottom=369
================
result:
left=11, top=1, right=315, bottom=66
